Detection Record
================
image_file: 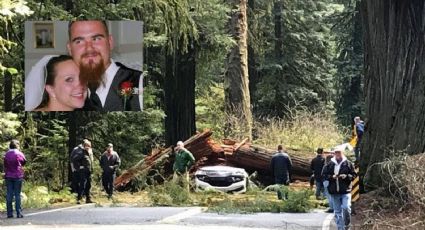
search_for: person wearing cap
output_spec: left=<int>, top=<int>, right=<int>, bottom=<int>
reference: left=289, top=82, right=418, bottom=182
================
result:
left=310, top=148, right=325, bottom=200
left=322, top=149, right=357, bottom=230
left=3, top=140, right=26, bottom=218
left=99, top=143, right=121, bottom=199
left=72, top=139, right=94, bottom=204
left=172, top=141, right=195, bottom=191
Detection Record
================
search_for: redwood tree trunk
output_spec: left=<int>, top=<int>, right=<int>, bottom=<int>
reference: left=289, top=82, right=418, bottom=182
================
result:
left=248, top=0, right=259, bottom=114
left=225, top=0, right=253, bottom=140
left=361, top=0, right=425, bottom=188
left=164, top=41, right=197, bottom=146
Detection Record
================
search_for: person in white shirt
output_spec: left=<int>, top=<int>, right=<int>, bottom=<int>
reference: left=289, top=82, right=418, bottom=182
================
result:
left=67, top=20, right=143, bottom=111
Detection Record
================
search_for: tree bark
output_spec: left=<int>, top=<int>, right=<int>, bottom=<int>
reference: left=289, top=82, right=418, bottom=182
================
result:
left=4, top=71, right=12, bottom=111
left=248, top=0, right=259, bottom=115
left=115, top=130, right=312, bottom=189
left=361, top=0, right=425, bottom=188
left=225, top=0, right=253, bottom=140
left=227, top=145, right=311, bottom=182
left=164, top=40, right=197, bottom=146
left=274, top=0, right=283, bottom=60
left=67, top=112, right=77, bottom=186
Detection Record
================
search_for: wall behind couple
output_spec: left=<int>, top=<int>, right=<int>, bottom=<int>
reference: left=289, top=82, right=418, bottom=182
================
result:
left=24, top=21, right=144, bottom=78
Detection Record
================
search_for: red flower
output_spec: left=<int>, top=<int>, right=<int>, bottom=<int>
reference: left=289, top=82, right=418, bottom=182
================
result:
left=120, top=81, right=133, bottom=90
left=120, top=81, right=133, bottom=96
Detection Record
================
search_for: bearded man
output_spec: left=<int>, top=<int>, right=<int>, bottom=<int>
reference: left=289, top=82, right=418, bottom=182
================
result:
left=67, top=20, right=143, bottom=111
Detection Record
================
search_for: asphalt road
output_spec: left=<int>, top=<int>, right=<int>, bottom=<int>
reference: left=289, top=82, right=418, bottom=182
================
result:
left=0, top=205, right=336, bottom=230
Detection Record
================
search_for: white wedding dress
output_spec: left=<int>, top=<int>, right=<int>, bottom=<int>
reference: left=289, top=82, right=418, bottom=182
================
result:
left=25, top=55, right=58, bottom=111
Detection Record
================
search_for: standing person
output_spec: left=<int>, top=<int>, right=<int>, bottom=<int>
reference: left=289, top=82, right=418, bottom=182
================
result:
left=310, top=148, right=325, bottom=200
left=172, top=141, right=195, bottom=191
left=70, top=140, right=87, bottom=194
left=3, top=140, right=26, bottom=218
left=73, top=139, right=94, bottom=204
left=99, top=143, right=121, bottom=199
left=67, top=20, right=143, bottom=111
left=322, top=151, right=335, bottom=213
left=270, top=145, right=292, bottom=200
left=353, top=116, right=364, bottom=163
left=322, top=149, right=357, bottom=230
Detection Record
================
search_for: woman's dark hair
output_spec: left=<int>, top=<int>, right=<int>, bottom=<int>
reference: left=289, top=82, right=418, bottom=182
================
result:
left=35, top=55, right=73, bottom=109
left=9, top=139, right=20, bottom=149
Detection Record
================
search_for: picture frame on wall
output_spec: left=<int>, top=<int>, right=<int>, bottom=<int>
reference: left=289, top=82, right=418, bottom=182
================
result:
left=34, top=22, right=54, bottom=48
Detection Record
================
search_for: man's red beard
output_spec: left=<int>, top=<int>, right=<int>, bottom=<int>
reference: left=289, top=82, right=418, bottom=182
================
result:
left=79, top=54, right=106, bottom=90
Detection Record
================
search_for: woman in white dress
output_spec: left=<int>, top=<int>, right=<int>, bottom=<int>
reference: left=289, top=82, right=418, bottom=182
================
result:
left=26, top=55, right=87, bottom=111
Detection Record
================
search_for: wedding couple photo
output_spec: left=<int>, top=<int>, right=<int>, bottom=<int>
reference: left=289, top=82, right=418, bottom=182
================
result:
left=24, top=20, right=144, bottom=112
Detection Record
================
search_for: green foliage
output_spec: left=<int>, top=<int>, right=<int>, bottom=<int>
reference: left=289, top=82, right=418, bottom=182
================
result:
left=254, top=107, right=346, bottom=152
left=78, top=111, right=165, bottom=171
left=207, top=189, right=314, bottom=214
left=0, top=183, right=74, bottom=211
left=0, top=112, right=21, bottom=150
left=281, top=189, right=314, bottom=213
left=332, top=0, right=364, bottom=126
left=147, top=180, right=191, bottom=206
left=195, top=84, right=225, bottom=139
left=251, top=0, right=344, bottom=118
left=0, top=0, right=33, bottom=110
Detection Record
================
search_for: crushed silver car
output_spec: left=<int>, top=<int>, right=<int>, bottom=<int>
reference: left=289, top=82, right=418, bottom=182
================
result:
left=195, top=165, right=249, bottom=193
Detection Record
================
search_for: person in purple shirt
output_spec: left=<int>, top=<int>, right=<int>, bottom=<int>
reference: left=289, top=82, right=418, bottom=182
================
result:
left=3, top=140, right=26, bottom=218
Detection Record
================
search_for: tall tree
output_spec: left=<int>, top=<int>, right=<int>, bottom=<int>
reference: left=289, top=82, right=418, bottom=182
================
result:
left=164, top=41, right=197, bottom=146
left=225, top=0, right=253, bottom=140
left=361, top=0, right=425, bottom=187
left=333, top=0, right=364, bottom=126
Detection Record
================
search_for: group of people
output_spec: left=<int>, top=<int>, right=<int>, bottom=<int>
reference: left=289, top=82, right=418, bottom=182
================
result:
left=311, top=147, right=357, bottom=230
left=310, top=116, right=363, bottom=230
left=269, top=122, right=360, bottom=230
left=25, top=20, right=143, bottom=112
left=2, top=117, right=362, bottom=226
left=70, top=140, right=121, bottom=203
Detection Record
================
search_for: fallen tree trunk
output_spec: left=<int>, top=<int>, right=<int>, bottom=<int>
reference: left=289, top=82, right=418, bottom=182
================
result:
left=114, top=130, right=217, bottom=188
left=227, top=145, right=312, bottom=181
left=114, top=130, right=312, bottom=189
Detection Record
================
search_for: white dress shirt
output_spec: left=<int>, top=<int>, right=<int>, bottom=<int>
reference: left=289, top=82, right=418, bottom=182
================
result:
left=89, top=59, right=143, bottom=110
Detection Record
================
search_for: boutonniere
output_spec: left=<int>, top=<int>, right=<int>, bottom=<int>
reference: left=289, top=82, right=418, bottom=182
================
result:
left=119, top=81, right=141, bottom=109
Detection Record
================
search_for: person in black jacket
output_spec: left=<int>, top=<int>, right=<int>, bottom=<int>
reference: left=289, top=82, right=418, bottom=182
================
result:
left=270, top=145, right=292, bottom=200
left=99, top=143, right=121, bottom=199
left=322, top=149, right=357, bottom=230
left=322, top=151, right=335, bottom=213
left=71, top=139, right=94, bottom=204
left=310, top=148, right=325, bottom=200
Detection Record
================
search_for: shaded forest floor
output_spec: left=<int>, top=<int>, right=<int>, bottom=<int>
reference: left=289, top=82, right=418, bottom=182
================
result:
left=352, top=190, right=425, bottom=229
left=352, top=153, right=425, bottom=229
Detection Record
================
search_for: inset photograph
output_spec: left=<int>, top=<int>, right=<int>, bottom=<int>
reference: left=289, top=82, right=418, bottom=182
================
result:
left=24, top=20, right=143, bottom=111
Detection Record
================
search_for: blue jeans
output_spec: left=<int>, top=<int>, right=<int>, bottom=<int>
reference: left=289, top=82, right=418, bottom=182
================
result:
left=6, top=178, right=23, bottom=217
left=315, top=179, right=324, bottom=197
left=323, top=181, right=334, bottom=210
left=332, top=193, right=351, bottom=230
